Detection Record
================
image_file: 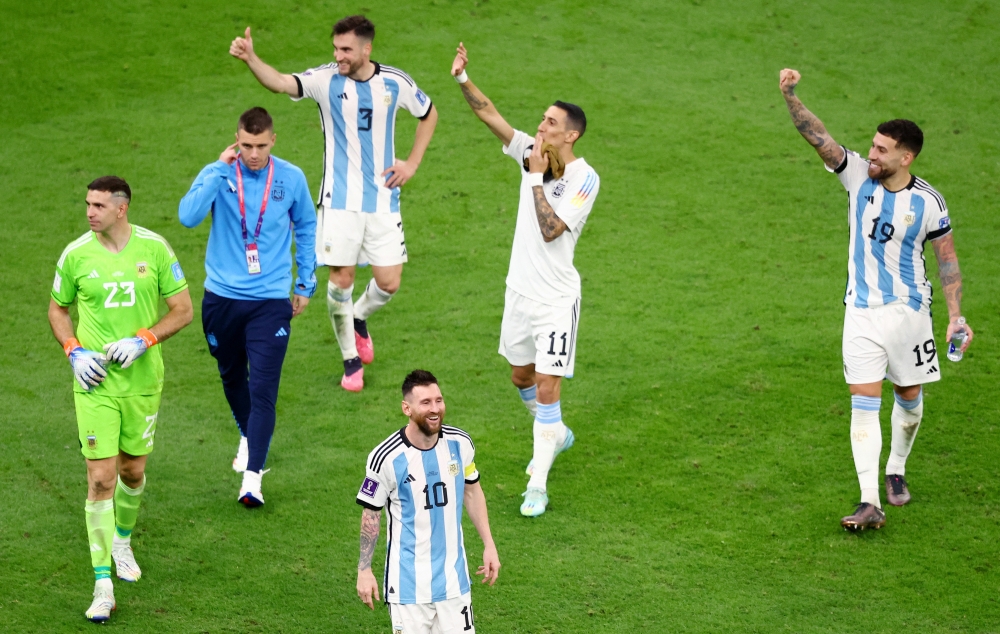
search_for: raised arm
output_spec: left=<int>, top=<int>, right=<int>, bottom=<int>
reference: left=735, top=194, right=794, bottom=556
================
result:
left=356, top=507, right=382, bottom=610
left=463, top=481, right=500, bottom=586
left=779, top=69, right=845, bottom=170
left=930, top=233, right=974, bottom=351
left=451, top=43, right=514, bottom=146
left=230, top=27, right=300, bottom=96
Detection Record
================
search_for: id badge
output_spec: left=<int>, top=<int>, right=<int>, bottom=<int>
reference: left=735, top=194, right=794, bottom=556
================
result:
left=245, top=243, right=261, bottom=275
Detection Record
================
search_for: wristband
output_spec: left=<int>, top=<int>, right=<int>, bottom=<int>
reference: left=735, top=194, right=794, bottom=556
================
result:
left=64, top=337, right=82, bottom=357
left=955, top=316, right=966, bottom=326
left=454, top=70, right=468, bottom=84
left=527, top=173, right=544, bottom=188
left=137, top=328, right=159, bottom=348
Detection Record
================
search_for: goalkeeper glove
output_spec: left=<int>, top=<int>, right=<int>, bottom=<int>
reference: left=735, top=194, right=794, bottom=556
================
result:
left=64, top=338, right=107, bottom=390
left=103, top=328, right=158, bottom=369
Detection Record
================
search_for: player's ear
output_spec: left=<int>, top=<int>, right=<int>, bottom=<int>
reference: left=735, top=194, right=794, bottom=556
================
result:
left=401, top=400, right=411, bottom=417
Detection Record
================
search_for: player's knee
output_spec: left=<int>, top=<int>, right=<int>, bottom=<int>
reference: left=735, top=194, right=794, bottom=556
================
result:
left=118, top=465, right=145, bottom=488
left=535, top=375, right=562, bottom=403
left=329, top=267, right=355, bottom=288
left=376, top=279, right=400, bottom=295
left=89, top=475, right=116, bottom=498
left=510, top=368, right=533, bottom=389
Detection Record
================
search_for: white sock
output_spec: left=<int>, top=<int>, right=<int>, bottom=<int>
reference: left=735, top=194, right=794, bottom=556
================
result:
left=527, top=401, right=566, bottom=491
left=886, top=390, right=923, bottom=476
left=326, top=281, right=358, bottom=360
left=354, top=278, right=394, bottom=321
left=851, top=395, right=882, bottom=507
left=518, top=385, right=538, bottom=416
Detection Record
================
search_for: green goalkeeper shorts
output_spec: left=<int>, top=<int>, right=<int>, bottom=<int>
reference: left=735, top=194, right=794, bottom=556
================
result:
left=74, top=392, right=161, bottom=460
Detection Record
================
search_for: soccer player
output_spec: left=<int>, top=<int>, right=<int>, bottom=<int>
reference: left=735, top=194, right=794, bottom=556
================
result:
left=779, top=69, right=974, bottom=531
left=230, top=15, right=438, bottom=392
left=179, top=107, right=316, bottom=507
left=48, top=176, right=193, bottom=621
left=451, top=43, right=600, bottom=517
left=355, top=370, right=500, bottom=633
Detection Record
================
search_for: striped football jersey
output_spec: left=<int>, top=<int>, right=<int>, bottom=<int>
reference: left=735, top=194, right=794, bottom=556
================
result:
left=293, top=62, right=432, bottom=214
left=829, top=147, right=952, bottom=313
left=356, top=426, right=479, bottom=604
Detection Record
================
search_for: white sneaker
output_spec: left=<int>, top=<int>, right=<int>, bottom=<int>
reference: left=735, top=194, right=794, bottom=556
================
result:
left=85, top=579, right=115, bottom=622
left=112, top=539, right=141, bottom=582
left=238, top=469, right=268, bottom=507
left=232, top=435, right=248, bottom=473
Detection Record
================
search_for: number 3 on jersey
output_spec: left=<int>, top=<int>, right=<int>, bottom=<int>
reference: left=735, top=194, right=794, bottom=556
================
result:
left=103, top=281, right=136, bottom=308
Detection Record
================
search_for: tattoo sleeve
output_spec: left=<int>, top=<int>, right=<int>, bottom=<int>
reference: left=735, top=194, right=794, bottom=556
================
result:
left=932, top=234, right=963, bottom=317
left=783, top=93, right=844, bottom=170
left=358, top=508, right=381, bottom=570
left=532, top=186, right=567, bottom=242
left=460, top=84, right=491, bottom=111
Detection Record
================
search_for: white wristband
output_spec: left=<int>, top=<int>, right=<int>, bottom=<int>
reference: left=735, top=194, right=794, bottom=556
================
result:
left=454, top=70, right=468, bottom=84
left=527, top=173, right=544, bottom=188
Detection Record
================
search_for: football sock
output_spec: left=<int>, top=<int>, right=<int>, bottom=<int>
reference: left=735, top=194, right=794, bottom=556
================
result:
left=85, top=499, right=115, bottom=580
left=113, top=475, right=145, bottom=540
left=850, top=395, right=882, bottom=507
left=354, top=318, right=369, bottom=338
left=518, top=385, right=538, bottom=417
left=354, top=278, right=394, bottom=321
left=344, top=356, right=363, bottom=377
left=327, top=281, right=358, bottom=360
left=886, top=389, right=923, bottom=477
left=527, top=401, right=567, bottom=491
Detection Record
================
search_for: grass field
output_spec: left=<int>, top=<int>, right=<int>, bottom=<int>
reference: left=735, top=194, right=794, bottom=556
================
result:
left=2, top=0, right=1000, bottom=631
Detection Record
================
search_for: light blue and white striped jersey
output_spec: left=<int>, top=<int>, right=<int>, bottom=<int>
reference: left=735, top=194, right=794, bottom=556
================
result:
left=829, top=147, right=952, bottom=313
left=357, top=426, right=479, bottom=604
left=293, top=62, right=432, bottom=214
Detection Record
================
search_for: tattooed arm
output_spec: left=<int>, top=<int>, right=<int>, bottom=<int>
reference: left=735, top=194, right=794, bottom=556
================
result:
left=451, top=42, right=515, bottom=145
left=356, top=507, right=381, bottom=610
left=931, top=232, right=974, bottom=351
left=526, top=134, right=569, bottom=241
left=779, top=69, right=845, bottom=170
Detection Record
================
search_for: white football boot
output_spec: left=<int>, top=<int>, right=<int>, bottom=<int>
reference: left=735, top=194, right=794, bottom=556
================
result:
left=112, top=537, right=141, bottom=582
left=238, top=469, right=268, bottom=507
left=232, top=435, right=249, bottom=473
left=85, top=579, right=115, bottom=622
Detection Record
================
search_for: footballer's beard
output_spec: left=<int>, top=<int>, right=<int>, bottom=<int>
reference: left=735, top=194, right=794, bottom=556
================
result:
left=868, top=162, right=896, bottom=181
left=339, top=57, right=365, bottom=77
left=414, top=412, right=443, bottom=438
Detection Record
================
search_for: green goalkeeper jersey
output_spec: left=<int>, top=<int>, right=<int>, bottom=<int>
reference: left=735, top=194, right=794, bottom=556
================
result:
left=51, top=225, right=188, bottom=396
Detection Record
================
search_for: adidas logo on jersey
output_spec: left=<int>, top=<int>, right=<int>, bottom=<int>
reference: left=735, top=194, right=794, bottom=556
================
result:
left=337, top=92, right=348, bottom=100
left=552, top=360, right=564, bottom=367
left=405, top=474, right=416, bottom=483
left=926, top=365, right=939, bottom=374
left=275, top=328, right=288, bottom=337
left=87, top=270, right=100, bottom=279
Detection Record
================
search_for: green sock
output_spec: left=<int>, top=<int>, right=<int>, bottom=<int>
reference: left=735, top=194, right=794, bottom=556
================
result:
left=114, top=475, right=145, bottom=539
left=85, top=499, right=114, bottom=580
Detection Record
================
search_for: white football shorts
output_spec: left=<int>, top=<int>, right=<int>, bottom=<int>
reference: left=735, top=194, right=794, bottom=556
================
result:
left=388, top=593, right=475, bottom=634
left=843, top=302, right=941, bottom=386
left=499, top=288, right=580, bottom=378
left=315, top=206, right=408, bottom=267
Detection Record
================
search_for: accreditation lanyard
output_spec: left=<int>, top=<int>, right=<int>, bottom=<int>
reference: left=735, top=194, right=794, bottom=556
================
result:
left=234, top=157, right=274, bottom=275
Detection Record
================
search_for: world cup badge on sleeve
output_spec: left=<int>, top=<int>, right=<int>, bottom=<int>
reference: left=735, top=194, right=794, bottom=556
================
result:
left=360, top=477, right=379, bottom=498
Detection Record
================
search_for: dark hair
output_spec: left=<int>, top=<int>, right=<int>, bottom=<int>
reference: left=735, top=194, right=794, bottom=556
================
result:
left=553, top=101, right=587, bottom=139
left=877, top=119, right=923, bottom=156
left=402, top=369, right=438, bottom=398
left=238, top=107, right=274, bottom=135
left=333, top=15, right=375, bottom=41
left=87, top=175, right=131, bottom=201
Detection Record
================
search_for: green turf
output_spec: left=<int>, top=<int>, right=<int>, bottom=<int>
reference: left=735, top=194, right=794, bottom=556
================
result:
left=2, top=0, right=1000, bottom=631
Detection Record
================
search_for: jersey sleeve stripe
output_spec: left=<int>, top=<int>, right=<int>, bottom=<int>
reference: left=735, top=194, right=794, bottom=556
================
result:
left=370, top=436, right=405, bottom=472
left=57, top=232, right=94, bottom=268
left=380, top=65, right=415, bottom=87
left=441, top=426, right=475, bottom=450
left=133, top=226, right=177, bottom=257
left=913, top=179, right=947, bottom=211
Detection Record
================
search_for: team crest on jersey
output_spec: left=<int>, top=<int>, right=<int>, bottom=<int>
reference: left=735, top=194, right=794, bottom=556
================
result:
left=415, top=89, right=427, bottom=106
left=271, top=185, right=285, bottom=202
left=360, top=477, right=379, bottom=498
left=383, top=93, right=392, bottom=106
left=447, top=460, right=460, bottom=477
left=904, top=212, right=915, bottom=226
left=136, top=262, right=148, bottom=278
left=552, top=180, right=567, bottom=198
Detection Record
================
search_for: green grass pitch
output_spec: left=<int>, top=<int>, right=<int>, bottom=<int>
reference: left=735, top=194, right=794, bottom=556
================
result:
left=2, top=0, right=999, bottom=631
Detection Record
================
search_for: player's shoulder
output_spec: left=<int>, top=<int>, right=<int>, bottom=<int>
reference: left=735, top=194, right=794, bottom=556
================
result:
left=272, top=156, right=307, bottom=180
left=441, top=425, right=475, bottom=450
left=912, top=176, right=947, bottom=211
left=132, top=225, right=176, bottom=257
left=57, top=231, right=95, bottom=268
left=367, top=428, right=407, bottom=474
left=298, top=62, right=338, bottom=78
left=379, top=63, right=416, bottom=87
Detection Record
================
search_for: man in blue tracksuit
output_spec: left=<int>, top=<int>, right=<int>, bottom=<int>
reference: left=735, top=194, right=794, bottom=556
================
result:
left=179, top=106, right=316, bottom=507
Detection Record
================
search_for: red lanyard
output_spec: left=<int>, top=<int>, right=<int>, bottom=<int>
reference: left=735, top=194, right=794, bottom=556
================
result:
left=235, top=157, right=274, bottom=245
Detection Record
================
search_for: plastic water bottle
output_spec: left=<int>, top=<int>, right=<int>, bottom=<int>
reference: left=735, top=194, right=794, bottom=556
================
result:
left=947, top=317, right=968, bottom=362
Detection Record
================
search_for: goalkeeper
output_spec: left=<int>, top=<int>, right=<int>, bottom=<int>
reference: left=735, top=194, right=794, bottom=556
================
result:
left=451, top=43, right=600, bottom=517
left=48, top=176, right=193, bottom=622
